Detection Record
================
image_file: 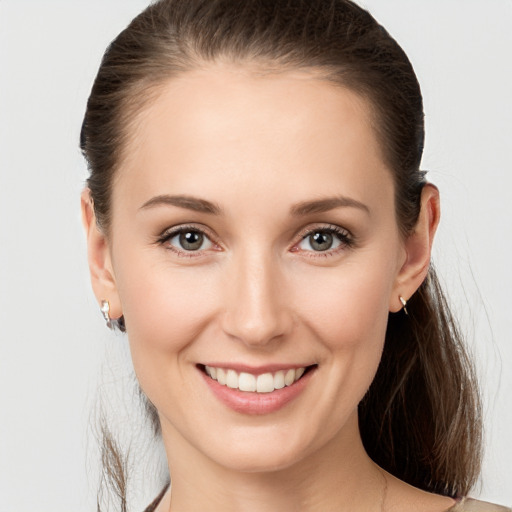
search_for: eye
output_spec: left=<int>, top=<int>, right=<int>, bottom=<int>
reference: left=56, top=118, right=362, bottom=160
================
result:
left=171, top=230, right=212, bottom=251
left=295, top=226, right=353, bottom=253
left=158, top=226, right=214, bottom=253
left=301, top=231, right=338, bottom=252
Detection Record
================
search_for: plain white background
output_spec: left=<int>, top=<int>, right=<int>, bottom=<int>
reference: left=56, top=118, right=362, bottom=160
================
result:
left=0, top=1, right=511, bottom=510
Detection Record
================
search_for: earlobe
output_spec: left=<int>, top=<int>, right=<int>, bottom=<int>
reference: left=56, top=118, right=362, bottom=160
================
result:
left=81, top=189, right=122, bottom=320
left=390, top=183, right=440, bottom=313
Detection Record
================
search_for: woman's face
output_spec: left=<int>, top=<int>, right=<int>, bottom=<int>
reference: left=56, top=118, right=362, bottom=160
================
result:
left=101, top=66, right=411, bottom=472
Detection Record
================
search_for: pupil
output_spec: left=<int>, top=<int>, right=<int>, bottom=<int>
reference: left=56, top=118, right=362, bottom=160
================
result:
left=180, top=231, right=203, bottom=250
left=311, top=232, right=333, bottom=251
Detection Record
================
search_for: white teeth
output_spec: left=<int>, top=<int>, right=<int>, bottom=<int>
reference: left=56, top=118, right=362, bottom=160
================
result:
left=274, top=370, right=285, bottom=389
left=217, top=368, right=226, bottom=386
left=204, top=365, right=307, bottom=393
left=284, top=369, right=296, bottom=386
left=226, top=369, right=238, bottom=389
left=256, top=373, right=274, bottom=393
left=238, top=372, right=256, bottom=392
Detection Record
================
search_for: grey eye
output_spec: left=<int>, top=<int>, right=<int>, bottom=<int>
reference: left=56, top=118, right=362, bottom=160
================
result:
left=308, top=231, right=334, bottom=251
left=298, top=229, right=345, bottom=252
left=180, top=231, right=203, bottom=250
left=169, top=230, right=212, bottom=251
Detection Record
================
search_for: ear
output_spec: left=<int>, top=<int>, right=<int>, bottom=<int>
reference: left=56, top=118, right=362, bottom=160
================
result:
left=389, top=183, right=440, bottom=312
left=81, top=189, right=122, bottom=320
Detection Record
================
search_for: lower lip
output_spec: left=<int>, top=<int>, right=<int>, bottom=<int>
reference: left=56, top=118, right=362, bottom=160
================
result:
left=200, top=368, right=315, bottom=415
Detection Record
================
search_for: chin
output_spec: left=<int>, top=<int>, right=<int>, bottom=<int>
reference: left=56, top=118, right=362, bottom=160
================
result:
left=214, top=448, right=305, bottom=474
left=201, top=427, right=318, bottom=474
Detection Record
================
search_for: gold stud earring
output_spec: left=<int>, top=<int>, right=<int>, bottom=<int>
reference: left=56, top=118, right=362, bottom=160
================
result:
left=399, top=296, right=408, bottom=316
left=100, top=300, right=113, bottom=329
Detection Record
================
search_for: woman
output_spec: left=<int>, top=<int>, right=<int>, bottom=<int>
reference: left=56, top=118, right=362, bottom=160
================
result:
left=80, top=0, right=510, bottom=510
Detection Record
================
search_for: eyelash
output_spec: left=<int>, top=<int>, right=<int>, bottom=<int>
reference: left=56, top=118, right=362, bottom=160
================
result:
left=294, top=224, right=355, bottom=257
left=156, top=223, right=354, bottom=258
left=156, top=224, right=219, bottom=258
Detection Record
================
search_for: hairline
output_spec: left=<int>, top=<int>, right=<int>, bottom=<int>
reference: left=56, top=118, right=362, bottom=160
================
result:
left=105, top=57, right=397, bottom=233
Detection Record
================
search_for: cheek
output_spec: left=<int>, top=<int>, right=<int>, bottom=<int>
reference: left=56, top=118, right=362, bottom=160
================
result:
left=113, top=252, right=220, bottom=375
left=293, top=257, right=396, bottom=353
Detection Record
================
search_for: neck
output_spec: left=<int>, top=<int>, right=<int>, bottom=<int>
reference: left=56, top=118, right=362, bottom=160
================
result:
left=162, top=413, right=386, bottom=512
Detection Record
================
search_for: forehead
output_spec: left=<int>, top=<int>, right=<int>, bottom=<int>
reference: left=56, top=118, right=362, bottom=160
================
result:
left=114, top=65, right=393, bottom=214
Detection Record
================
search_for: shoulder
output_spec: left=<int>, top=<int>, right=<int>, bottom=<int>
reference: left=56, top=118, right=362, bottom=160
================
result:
left=448, top=498, right=512, bottom=512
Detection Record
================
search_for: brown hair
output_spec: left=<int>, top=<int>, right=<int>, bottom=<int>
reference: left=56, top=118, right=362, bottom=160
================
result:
left=80, top=0, right=482, bottom=507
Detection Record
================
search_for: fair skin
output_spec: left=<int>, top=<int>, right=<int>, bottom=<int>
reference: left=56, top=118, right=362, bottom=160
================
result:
left=83, top=65, right=450, bottom=511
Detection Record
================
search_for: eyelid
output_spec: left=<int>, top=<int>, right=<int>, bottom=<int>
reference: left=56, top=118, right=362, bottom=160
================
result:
left=295, top=223, right=352, bottom=239
left=156, top=223, right=222, bottom=256
left=155, top=222, right=354, bottom=258
left=291, top=223, right=354, bottom=255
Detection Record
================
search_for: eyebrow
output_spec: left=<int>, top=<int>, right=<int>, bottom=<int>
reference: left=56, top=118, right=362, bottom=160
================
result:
left=139, top=193, right=369, bottom=217
left=139, top=194, right=222, bottom=215
left=290, top=196, right=370, bottom=216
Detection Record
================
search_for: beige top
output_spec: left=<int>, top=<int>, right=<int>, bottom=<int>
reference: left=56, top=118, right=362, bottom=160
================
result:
left=144, top=493, right=510, bottom=512
left=448, top=498, right=511, bottom=511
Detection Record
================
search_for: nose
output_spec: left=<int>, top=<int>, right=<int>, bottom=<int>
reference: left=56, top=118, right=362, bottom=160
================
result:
left=220, top=250, right=293, bottom=348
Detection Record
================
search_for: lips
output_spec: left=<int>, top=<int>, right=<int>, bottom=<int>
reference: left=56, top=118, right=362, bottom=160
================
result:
left=204, top=365, right=306, bottom=393
left=199, top=363, right=316, bottom=415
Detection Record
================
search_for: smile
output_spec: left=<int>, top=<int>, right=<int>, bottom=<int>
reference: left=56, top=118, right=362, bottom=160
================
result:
left=199, top=363, right=317, bottom=415
left=204, top=365, right=306, bottom=393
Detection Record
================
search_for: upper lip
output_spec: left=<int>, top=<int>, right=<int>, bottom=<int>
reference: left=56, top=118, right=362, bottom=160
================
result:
left=198, top=363, right=316, bottom=375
